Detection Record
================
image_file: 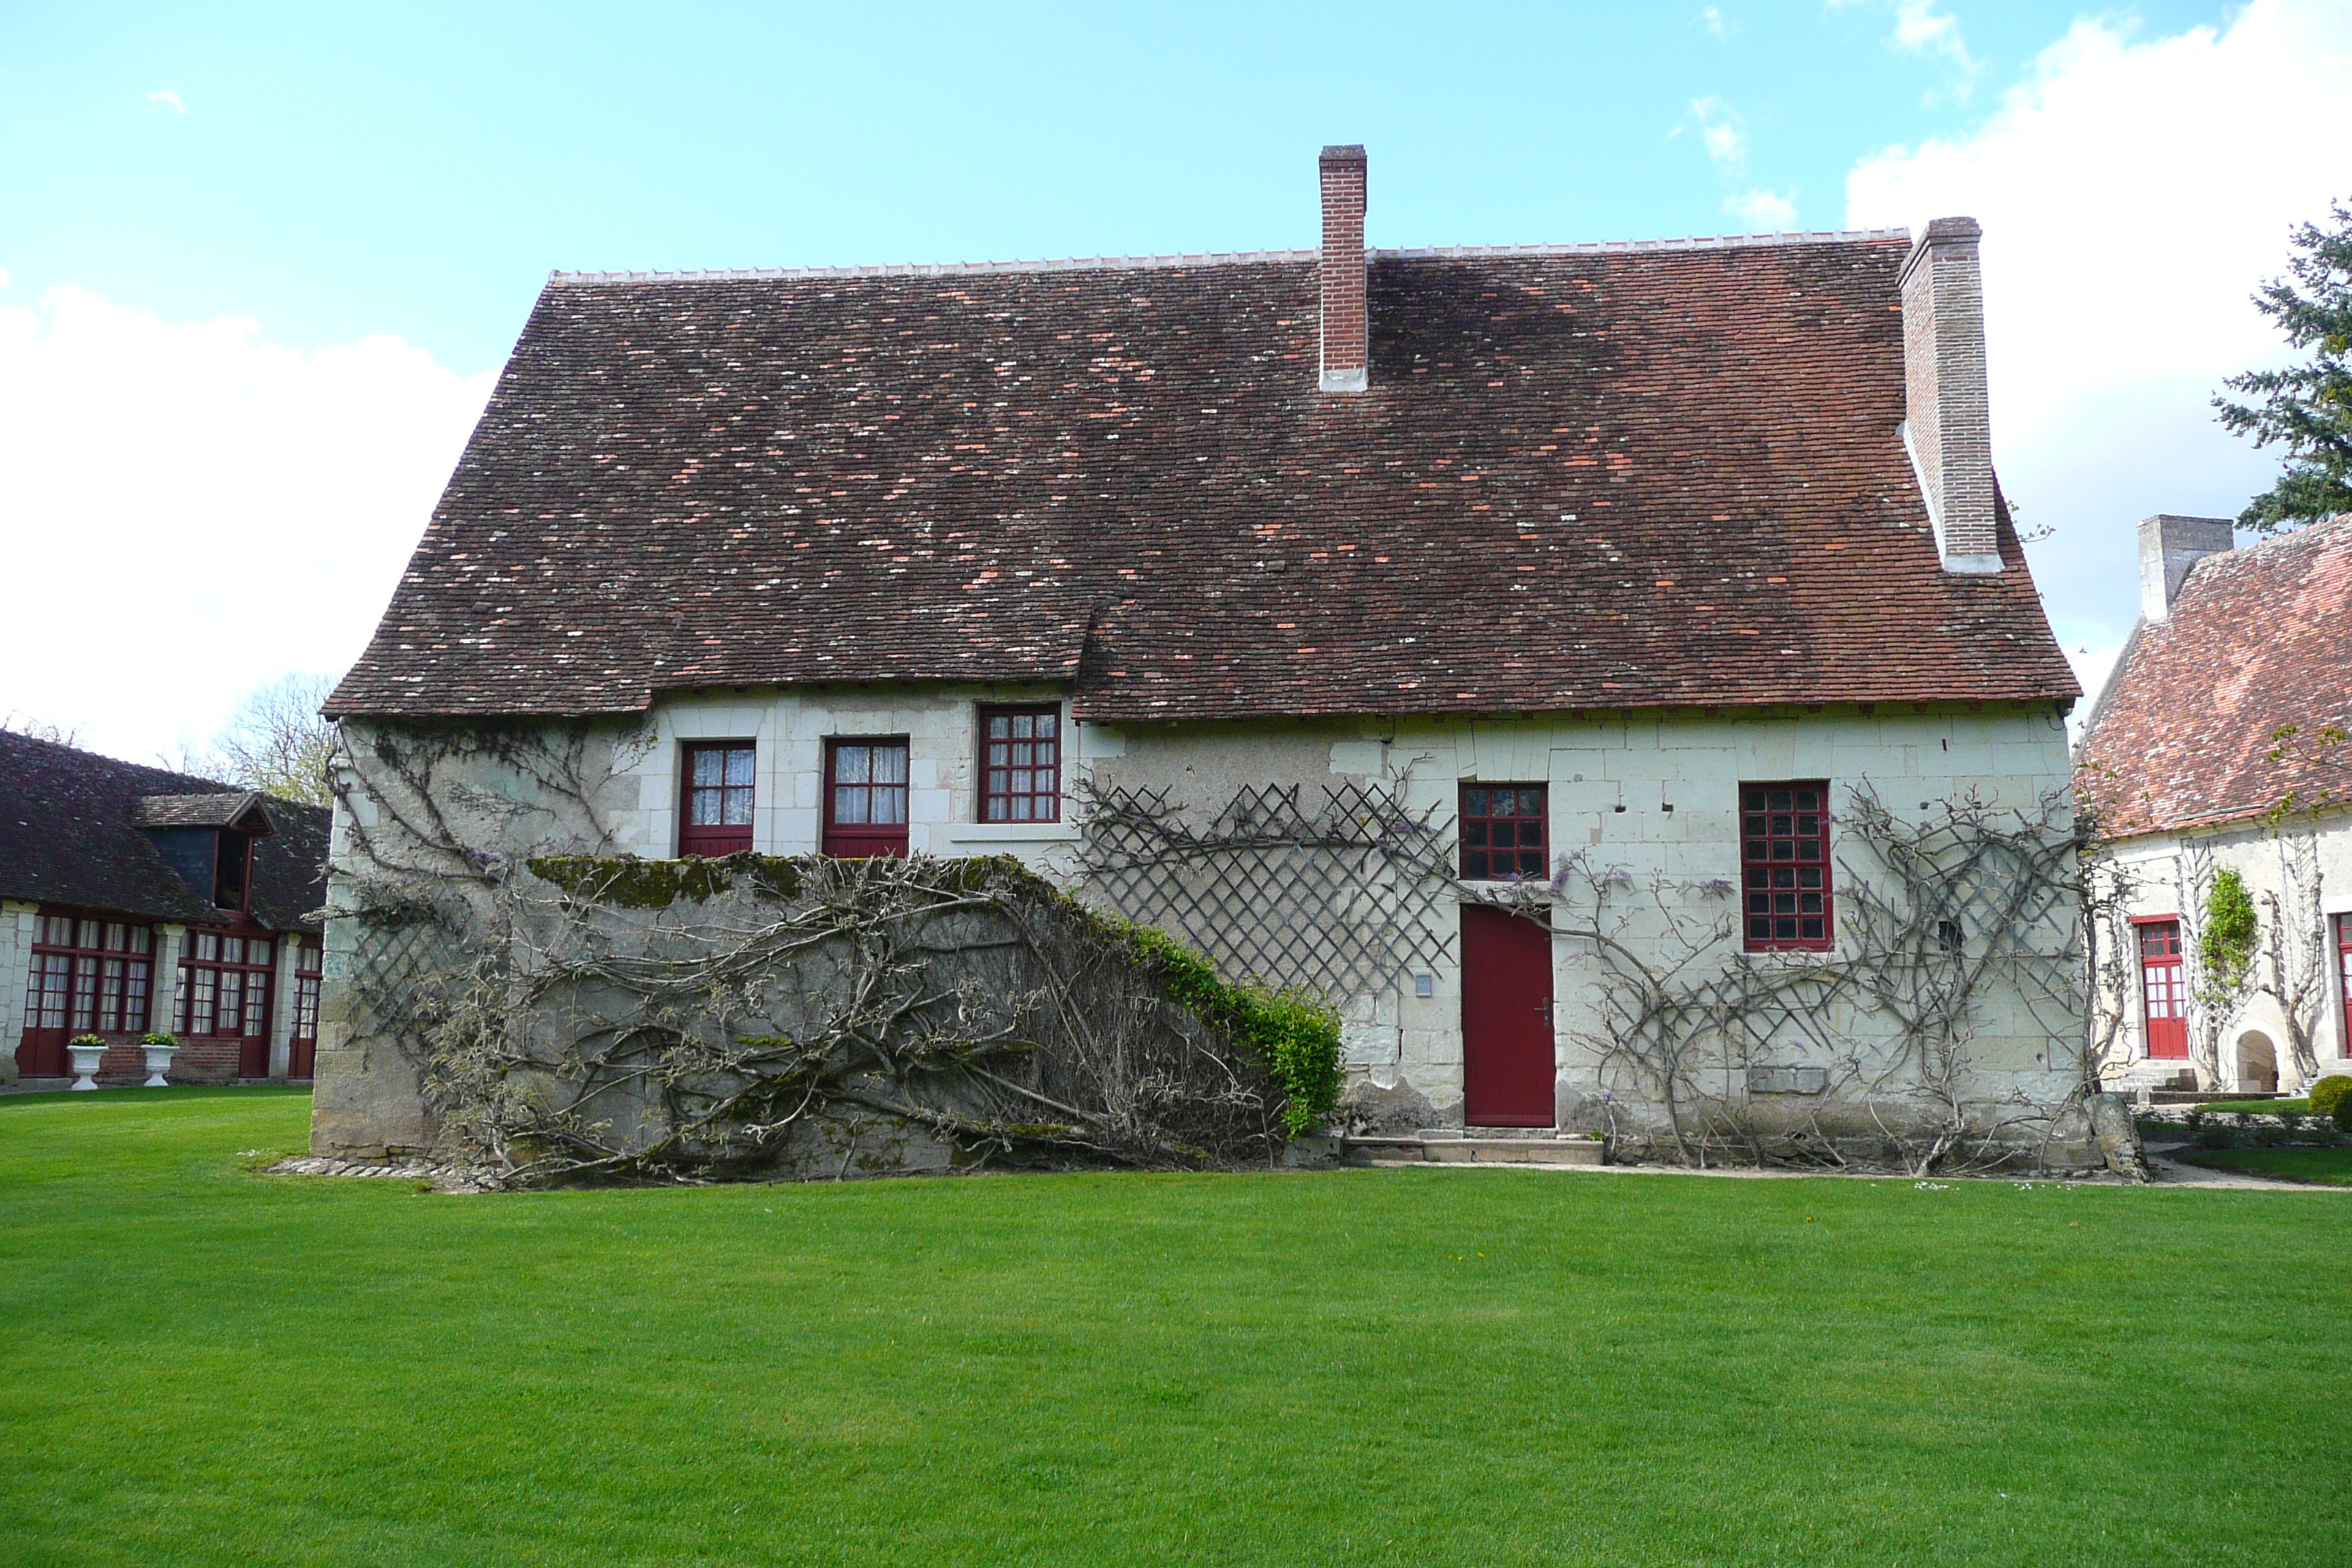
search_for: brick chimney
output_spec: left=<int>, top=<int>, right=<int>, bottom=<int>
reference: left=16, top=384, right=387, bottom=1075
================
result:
left=1899, top=217, right=1999, bottom=574
left=2137, top=513, right=2234, bottom=622
left=1319, top=145, right=1368, bottom=394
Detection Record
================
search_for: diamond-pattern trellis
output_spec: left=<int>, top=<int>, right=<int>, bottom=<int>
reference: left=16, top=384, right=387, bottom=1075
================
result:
left=344, top=900, right=468, bottom=1039
left=1077, top=782, right=1458, bottom=998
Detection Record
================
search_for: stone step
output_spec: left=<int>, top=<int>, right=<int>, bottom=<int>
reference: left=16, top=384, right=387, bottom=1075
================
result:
left=1346, top=1134, right=1605, bottom=1167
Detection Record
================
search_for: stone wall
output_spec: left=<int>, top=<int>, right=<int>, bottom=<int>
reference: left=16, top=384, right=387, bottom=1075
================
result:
left=316, top=693, right=2090, bottom=1170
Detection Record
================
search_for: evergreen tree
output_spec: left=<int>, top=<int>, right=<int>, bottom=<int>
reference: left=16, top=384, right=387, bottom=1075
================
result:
left=2215, top=200, right=2352, bottom=532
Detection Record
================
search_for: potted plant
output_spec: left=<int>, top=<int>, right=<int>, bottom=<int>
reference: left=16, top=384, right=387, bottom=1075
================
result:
left=138, top=1032, right=181, bottom=1088
left=67, top=1034, right=107, bottom=1091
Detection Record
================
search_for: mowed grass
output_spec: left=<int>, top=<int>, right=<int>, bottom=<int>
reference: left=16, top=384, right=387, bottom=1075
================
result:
left=3, top=1091, right=2349, bottom=1568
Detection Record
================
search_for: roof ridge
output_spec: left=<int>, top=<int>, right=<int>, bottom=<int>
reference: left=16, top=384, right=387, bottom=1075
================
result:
left=547, top=227, right=1913, bottom=287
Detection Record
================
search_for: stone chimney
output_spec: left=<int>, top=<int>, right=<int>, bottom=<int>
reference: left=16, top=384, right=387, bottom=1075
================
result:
left=1899, top=217, right=1999, bottom=574
left=2138, top=513, right=2234, bottom=622
left=1318, top=145, right=1368, bottom=394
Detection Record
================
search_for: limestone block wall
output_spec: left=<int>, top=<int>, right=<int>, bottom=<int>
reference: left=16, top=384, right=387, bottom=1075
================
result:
left=315, top=697, right=2084, bottom=1162
left=2089, top=815, right=2352, bottom=1095
left=1082, top=702, right=2084, bottom=1145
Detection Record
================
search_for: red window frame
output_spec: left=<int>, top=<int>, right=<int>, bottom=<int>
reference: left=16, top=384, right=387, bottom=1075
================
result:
left=1460, top=785, right=1548, bottom=881
left=15, top=913, right=155, bottom=1077
left=288, top=936, right=324, bottom=1079
left=176, top=930, right=276, bottom=1073
left=1741, top=782, right=1833, bottom=951
left=2336, top=913, right=2352, bottom=1058
left=979, top=705, right=1061, bottom=823
left=824, top=736, right=911, bottom=858
left=2136, top=916, right=2188, bottom=1060
left=679, top=741, right=756, bottom=858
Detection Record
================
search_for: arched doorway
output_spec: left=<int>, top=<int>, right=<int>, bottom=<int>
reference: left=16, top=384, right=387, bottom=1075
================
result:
left=2235, top=1031, right=2279, bottom=1095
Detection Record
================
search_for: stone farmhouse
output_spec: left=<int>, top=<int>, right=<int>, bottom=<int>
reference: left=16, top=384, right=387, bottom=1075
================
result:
left=316, top=146, right=2087, bottom=1166
left=2076, top=513, right=2352, bottom=1097
left=1, top=731, right=331, bottom=1087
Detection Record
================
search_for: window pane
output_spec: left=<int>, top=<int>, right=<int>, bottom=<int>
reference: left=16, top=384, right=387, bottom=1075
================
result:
left=1518, top=789, right=1543, bottom=816
left=222, top=938, right=245, bottom=965
left=1465, top=788, right=1487, bottom=816
left=722, top=791, right=754, bottom=826
left=724, top=748, right=755, bottom=787
left=690, top=790, right=721, bottom=826
left=836, top=745, right=870, bottom=785
left=129, top=927, right=151, bottom=954
left=834, top=785, right=869, bottom=825
left=219, top=971, right=244, bottom=1035
left=1036, top=713, right=1057, bottom=739
left=251, top=941, right=273, bottom=968
left=692, top=750, right=723, bottom=786
left=874, top=746, right=908, bottom=785
left=196, top=932, right=219, bottom=961
left=874, top=785, right=908, bottom=825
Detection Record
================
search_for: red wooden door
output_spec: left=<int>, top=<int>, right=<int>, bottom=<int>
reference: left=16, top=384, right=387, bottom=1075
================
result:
left=2139, top=920, right=2187, bottom=1060
left=1461, top=905, right=1556, bottom=1126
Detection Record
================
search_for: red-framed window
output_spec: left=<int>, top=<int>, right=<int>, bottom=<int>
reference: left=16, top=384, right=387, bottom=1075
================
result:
left=23, top=915, right=154, bottom=1036
left=824, top=737, right=910, bottom=858
left=679, top=742, right=756, bottom=857
left=1460, top=785, right=1548, bottom=881
left=288, top=937, right=324, bottom=1079
left=2336, top=913, right=2352, bottom=1058
left=177, top=931, right=275, bottom=1074
left=1742, top=782, right=1833, bottom=951
left=979, top=706, right=1061, bottom=823
left=2137, top=917, right=2188, bottom=1060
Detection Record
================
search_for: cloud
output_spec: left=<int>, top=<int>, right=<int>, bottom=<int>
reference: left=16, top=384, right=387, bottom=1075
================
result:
left=148, top=87, right=185, bottom=113
left=1846, top=0, right=2352, bottom=696
left=0, top=286, right=494, bottom=761
left=1725, top=188, right=1799, bottom=231
left=1696, top=7, right=1735, bottom=42
left=1831, top=0, right=1985, bottom=101
left=1689, top=96, right=1746, bottom=175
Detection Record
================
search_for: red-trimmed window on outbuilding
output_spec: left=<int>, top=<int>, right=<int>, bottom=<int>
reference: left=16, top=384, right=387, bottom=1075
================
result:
left=979, top=706, right=1061, bottom=823
left=825, top=737, right=910, bottom=858
left=2336, top=913, right=2352, bottom=1057
left=1460, top=785, right=1548, bottom=881
left=1741, top=782, right=1833, bottom=951
left=679, top=742, right=755, bottom=858
left=2137, top=917, right=2187, bottom=1060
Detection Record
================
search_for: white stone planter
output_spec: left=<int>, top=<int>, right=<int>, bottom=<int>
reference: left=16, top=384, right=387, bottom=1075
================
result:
left=140, top=1041, right=178, bottom=1088
left=67, top=1041, right=106, bottom=1091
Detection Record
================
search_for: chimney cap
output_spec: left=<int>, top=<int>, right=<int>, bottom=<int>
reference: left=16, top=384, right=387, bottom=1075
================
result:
left=1319, top=144, right=1367, bottom=166
left=1899, top=216, right=1983, bottom=286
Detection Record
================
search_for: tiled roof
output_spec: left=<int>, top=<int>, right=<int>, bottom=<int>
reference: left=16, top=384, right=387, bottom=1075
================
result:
left=0, top=731, right=331, bottom=930
left=133, top=792, right=271, bottom=829
left=2077, top=515, right=2352, bottom=838
left=329, top=235, right=2076, bottom=723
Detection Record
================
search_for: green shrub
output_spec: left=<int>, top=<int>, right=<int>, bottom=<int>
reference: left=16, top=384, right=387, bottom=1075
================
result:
left=1119, top=924, right=1343, bottom=1137
left=2309, top=1075, right=2352, bottom=1117
left=2337, top=1094, right=2352, bottom=1135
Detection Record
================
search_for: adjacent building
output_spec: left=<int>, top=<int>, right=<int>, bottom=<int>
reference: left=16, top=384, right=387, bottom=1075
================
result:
left=1, top=731, right=331, bottom=1086
left=2078, top=513, right=2352, bottom=1096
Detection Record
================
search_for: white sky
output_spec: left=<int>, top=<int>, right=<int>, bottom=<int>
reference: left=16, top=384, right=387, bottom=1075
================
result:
left=1, top=0, right=2347, bottom=762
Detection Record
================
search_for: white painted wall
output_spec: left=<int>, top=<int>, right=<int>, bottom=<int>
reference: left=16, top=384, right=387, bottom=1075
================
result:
left=2091, top=816, right=2352, bottom=1094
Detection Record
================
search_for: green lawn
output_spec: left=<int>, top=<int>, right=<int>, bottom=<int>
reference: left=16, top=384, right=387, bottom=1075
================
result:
left=4, top=1090, right=2348, bottom=1568
left=2176, top=1145, right=2352, bottom=1186
left=2194, top=1098, right=2312, bottom=1117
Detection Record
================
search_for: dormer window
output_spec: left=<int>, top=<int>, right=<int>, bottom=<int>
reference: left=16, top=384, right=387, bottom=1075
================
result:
left=214, top=829, right=252, bottom=910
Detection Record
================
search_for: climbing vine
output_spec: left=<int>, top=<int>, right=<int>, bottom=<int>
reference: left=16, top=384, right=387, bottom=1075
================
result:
left=2198, top=867, right=2260, bottom=1000
left=328, top=723, right=1337, bottom=1185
